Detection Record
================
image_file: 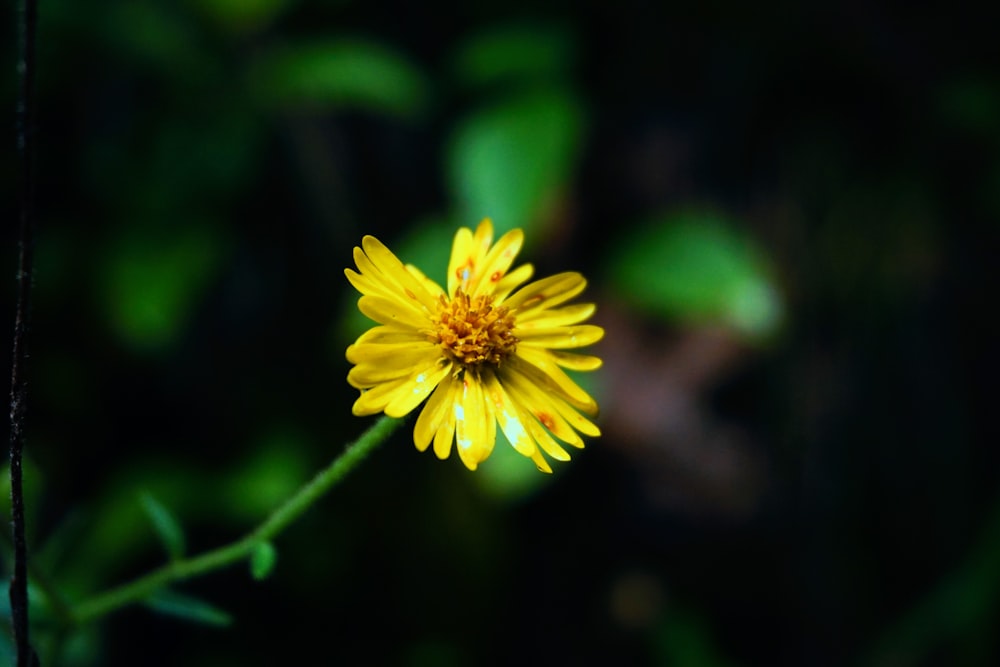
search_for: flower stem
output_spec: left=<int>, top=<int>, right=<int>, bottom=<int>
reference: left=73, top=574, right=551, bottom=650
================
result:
left=70, top=416, right=403, bottom=625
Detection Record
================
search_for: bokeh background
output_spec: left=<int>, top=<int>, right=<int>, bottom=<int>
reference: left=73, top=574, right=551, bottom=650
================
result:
left=2, top=1, right=998, bottom=665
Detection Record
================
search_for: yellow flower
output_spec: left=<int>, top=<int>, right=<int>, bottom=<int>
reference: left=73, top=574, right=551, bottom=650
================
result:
left=345, top=218, right=603, bottom=473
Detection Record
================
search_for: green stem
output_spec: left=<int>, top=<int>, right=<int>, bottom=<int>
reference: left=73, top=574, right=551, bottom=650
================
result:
left=70, top=416, right=402, bottom=625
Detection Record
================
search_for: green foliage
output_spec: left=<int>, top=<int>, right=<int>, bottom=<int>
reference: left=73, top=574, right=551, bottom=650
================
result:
left=863, top=494, right=1000, bottom=666
left=938, top=77, right=1000, bottom=141
left=607, top=211, right=783, bottom=338
left=189, top=0, right=296, bottom=34
left=100, top=226, right=226, bottom=351
left=653, top=607, right=738, bottom=667
left=9, top=1, right=983, bottom=665
left=394, top=216, right=460, bottom=289
left=453, top=23, right=575, bottom=89
left=139, top=492, right=186, bottom=562
left=447, top=90, right=585, bottom=238
left=221, top=434, right=310, bottom=521
left=144, top=589, right=233, bottom=627
left=474, top=431, right=552, bottom=501
left=0, top=459, right=43, bottom=533
left=250, top=541, right=278, bottom=581
left=90, top=1, right=217, bottom=80
left=250, top=39, right=429, bottom=117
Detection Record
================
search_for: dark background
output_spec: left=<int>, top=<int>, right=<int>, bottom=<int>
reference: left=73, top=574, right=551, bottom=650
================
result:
left=3, top=1, right=998, bottom=665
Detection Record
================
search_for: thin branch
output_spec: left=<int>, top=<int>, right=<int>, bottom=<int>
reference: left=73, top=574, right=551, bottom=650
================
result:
left=9, top=0, right=39, bottom=665
left=70, top=416, right=402, bottom=625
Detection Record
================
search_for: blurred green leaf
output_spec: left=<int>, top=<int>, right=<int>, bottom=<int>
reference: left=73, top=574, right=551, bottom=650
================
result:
left=1, top=458, right=44, bottom=536
left=395, top=216, right=459, bottom=289
left=250, top=39, right=429, bottom=117
left=454, top=24, right=574, bottom=88
left=139, top=492, right=186, bottom=562
left=653, top=607, right=738, bottom=667
left=144, top=589, right=233, bottom=627
left=101, top=225, right=225, bottom=351
left=448, top=90, right=585, bottom=237
left=475, top=431, right=553, bottom=502
left=222, top=433, right=309, bottom=520
left=250, top=541, right=278, bottom=581
left=0, top=631, right=11, bottom=663
left=403, top=639, right=466, bottom=667
left=608, top=212, right=783, bottom=338
left=862, top=493, right=1000, bottom=666
left=77, top=1, right=219, bottom=82
left=57, top=467, right=197, bottom=590
left=938, top=77, right=1000, bottom=141
left=189, top=0, right=296, bottom=34
left=146, top=110, right=264, bottom=205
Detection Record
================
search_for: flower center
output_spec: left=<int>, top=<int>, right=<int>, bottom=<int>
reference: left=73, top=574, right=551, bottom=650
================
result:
left=433, top=289, right=518, bottom=368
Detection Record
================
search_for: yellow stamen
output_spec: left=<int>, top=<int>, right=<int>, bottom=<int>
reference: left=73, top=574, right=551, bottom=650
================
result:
left=433, top=289, right=518, bottom=368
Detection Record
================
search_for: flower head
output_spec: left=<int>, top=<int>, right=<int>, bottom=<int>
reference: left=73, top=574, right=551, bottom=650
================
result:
left=345, top=218, right=603, bottom=473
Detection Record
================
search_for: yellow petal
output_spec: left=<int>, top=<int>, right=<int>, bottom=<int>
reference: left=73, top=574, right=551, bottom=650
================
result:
left=385, top=361, right=451, bottom=418
left=432, top=376, right=461, bottom=460
left=351, top=325, right=430, bottom=347
left=350, top=359, right=450, bottom=417
left=351, top=249, right=429, bottom=309
left=447, top=218, right=499, bottom=296
left=516, top=324, right=605, bottom=349
left=503, top=370, right=585, bottom=448
left=548, top=350, right=603, bottom=371
left=549, top=392, right=601, bottom=438
left=504, top=272, right=587, bottom=312
left=346, top=341, right=438, bottom=367
left=358, top=295, right=433, bottom=330
left=507, top=351, right=599, bottom=414
left=492, top=263, right=534, bottom=301
left=405, top=264, right=446, bottom=299
left=467, top=228, right=524, bottom=296
left=517, top=303, right=596, bottom=328
left=447, top=226, right=475, bottom=296
left=361, top=236, right=439, bottom=311
left=344, top=268, right=390, bottom=299
left=352, top=245, right=382, bottom=279
left=455, top=374, right=493, bottom=470
left=524, top=411, right=571, bottom=461
left=483, top=385, right=498, bottom=464
left=471, top=218, right=495, bottom=259
left=347, top=360, right=419, bottom=389
left=483, top=370, right=537, bottom=458
left=351, top=376, right=410, bottom=416
left=414, top=373, right=458, bottom=452
left=530, top=449, right=554, bottom=473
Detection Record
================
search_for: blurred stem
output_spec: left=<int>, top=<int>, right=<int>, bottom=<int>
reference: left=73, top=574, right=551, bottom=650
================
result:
left=29, top=562, right=76, bottom=628
left=69, top=416, right=402, bottom=625
left=10, top=0, right=38, bottom=664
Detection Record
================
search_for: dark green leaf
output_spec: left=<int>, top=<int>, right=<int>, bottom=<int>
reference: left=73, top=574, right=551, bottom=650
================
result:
left=653, top=607, right=737, bottom=667
left=190, top=0, right=295, bottom=34
left=447, top=90, right=585, bottom=237
left=250, top=541, right=278, bottom=581
left=251, top=39, right=429, bottom=118
left=608, top=212, right=783, bottom=338
left=101, top=225, right=225, bottom=351
left=138, top=492, right=185, bottom=561
left=453, top=24, right=574, bottom=88
left=221, top=435, right=309, bottom=520
left=144, top=589, right=233, bottom=627
left=474, top=430, right=552, bottom=502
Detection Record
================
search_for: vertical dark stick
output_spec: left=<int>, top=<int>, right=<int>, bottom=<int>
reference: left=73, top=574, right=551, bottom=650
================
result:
left=10, top=0, right=38, bottom=665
